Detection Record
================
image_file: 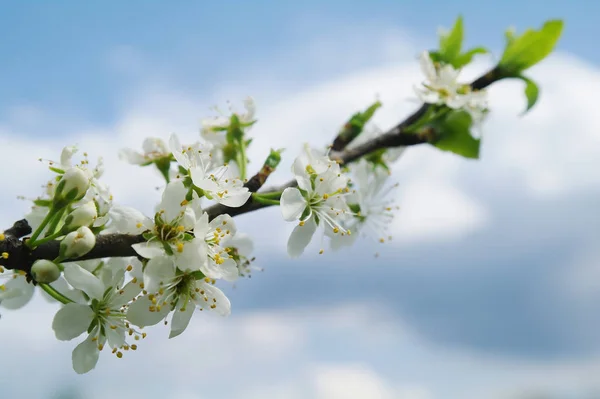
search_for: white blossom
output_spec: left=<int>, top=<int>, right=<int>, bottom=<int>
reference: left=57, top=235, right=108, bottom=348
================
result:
left=330, top=159, right=399, bottom=250
left=170, top=133, right=250, bottom=207
left=52, top=263, right=143, bottom=374
left=280, top=146, right=352, bottom=257
left=119, top=137, right=171, bottom=165
left=127, top=255, right=230, bottom=338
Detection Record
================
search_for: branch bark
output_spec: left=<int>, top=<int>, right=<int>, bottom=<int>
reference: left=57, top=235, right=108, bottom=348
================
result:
left=1, top=67, right=503, bottom=275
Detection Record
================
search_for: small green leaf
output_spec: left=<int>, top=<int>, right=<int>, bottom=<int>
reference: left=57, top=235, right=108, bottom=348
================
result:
left=500, top=19, right=564, bottom=73
left=452, top=47, right=488, bottom=69
left=516, top=75, right=540, bottom=113
left=432, top=110, right=480, bottom=159
left=439, top=16, right=464, bottom=62
left=338, top=100, right=382, bottom=145
left=265, top=148, right=284, bottom=169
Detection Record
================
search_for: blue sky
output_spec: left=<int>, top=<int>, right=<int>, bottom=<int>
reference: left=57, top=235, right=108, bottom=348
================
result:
left=0, top=1, right=593, bottom=125
left=2, top=2, right=600, bottom=399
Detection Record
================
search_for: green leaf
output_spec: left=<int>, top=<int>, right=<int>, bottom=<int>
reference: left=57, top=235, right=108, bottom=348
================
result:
left=516, top=75, right=540, bottom=113
left=337, top=100, right=382, bottom=145
left=439, top=15, right=464, bottom=62
left=500, top=19, right=564, bottom=73
left=265, top=148, right=284, bottom=169
left=432, top=110, right=480, bottom=159
left=452, top=47, right=488, bottom=69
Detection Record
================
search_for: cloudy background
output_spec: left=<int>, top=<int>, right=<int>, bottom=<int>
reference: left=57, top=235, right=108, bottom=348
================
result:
left=1, top=2, right=599, bottom=399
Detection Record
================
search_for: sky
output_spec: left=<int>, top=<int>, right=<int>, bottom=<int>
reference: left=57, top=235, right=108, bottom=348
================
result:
left=1, top=2, right=600, bottom=399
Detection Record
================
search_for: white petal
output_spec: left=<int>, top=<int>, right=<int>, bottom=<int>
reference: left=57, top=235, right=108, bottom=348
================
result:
left=194, top=282, right=231, bottom=316
left=105, top=323, right=126, bottom=349
left=169, top=299, right=195, bottom=339
left=126, top=295, right=170, bottom=327
left=103, top=205, right=149, bottom=234
left=63, top=264, right=105, bottom=300
left=287, top=217, right=317, bottom=258
left=174, top=240, right=207, bottom=272
left=53, top=303, right=94, bottom=341
left=280, top=188, right=307, bottom=221
left=209, top=214, right=236, bottom=236
left=118, top=149, right=146, bottom=165
left=132, top=241, right=165, bottom=259
left=0, top=276, right=35, bottom=309
left=160, top=180, right=188, bottom=222
left=217, top=190, right=251, bottom=207
left=419, top=51, right=437, bottom=81
left=110, top=280, right=142, bottom=308
left=72, top=334, right=100, bottom=374
left=191, top=211, right=207, bottom=234
left=169, top=134, right=189, bottom=169
left=229, top=233, right=254, bottom=256
left=195, top=178, right=219, bottom=193
left=143, top=256, right=176, bottom=294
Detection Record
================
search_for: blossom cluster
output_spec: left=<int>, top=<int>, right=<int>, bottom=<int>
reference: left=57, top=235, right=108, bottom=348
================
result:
left=0, top=44, right=490, bottom=374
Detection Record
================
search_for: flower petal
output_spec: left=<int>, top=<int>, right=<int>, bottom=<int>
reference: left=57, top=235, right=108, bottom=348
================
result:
left=0, top=275, right=35, bottom=309
left=143, top=256, right=176, bottom=294
left=53, top=303, right=94, bottom=341
left=110, top=280, right=143, bottom=308
left=168, top=299, right=195, bottom=339
left=287, top=217, right=317, bottom=258
left=126, top=295, right=170, bottom=327
left=63, top=264, right=105, bottom=300
left=159, top=180, right=189, bottom=222
left=280, top=188, right=307, bottom=221
left=72, top=334, right=100, bottom=374
left=194, top=282, right=231, bottom=316
left=132, top=241, right=165, bottom=259
left=118, top=149, right=146, bottom=165
left=169, top=134, right=189, bottom=169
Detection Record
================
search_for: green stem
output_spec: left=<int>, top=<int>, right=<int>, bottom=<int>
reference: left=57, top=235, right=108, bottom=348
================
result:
left=251, top=194, right=280, bottom=206
left=39, top=283, right=73, bottom=304
left=30, top=230, right=65, bottom=246
left=45, top=207, right=67, bottom=237
left=27, top=207, right=57, bottom=247
left=255, top=191, right=283, bottom=200
left=237, top=139, right=248, bottom=181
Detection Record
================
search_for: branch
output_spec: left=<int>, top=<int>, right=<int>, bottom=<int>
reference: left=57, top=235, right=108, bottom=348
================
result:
left=205, top=66, right=503, bottom=219
left=1, top=67, right=503, bottom=275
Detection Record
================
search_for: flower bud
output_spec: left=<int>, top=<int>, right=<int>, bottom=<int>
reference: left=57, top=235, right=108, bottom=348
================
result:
left=54, top=167, right=90, bottom=206
left=31, top=260, right=61, bottom=283
left=63, top=201, right=97, bottom=231
left=60, top=226, right=96, bottom=259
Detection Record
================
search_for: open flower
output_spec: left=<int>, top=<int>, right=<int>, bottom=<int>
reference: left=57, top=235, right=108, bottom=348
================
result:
left=119, top=137, right=171, bottom=166
left=126, top=255, right=230, bottom=339
left=280, top=146, right=352, bottom=257
left=330, top=159, right=399, bottom=250
left=170, top=133, right=250, bottom=207
left=52, top=263, right=143, bottom=374
left=131, top=180, right=196, bottom=260
left=192, top=213, right=239, bottom=281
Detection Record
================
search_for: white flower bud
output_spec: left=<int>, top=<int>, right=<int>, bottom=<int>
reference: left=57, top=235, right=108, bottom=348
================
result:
left=54, top=167, right=90, bottom=205
left=31, top=260, right=61, bottom=283
left=60, top=226, right=96, bottom=259
left=63, top=201, right=97, bottom=230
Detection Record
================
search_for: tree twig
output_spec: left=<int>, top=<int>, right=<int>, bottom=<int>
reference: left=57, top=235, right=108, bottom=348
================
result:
left=0, top=67, right=503, bottom=274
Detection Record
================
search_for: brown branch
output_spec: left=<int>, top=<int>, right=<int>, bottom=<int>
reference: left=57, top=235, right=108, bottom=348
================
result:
left=1, top=67, right=504, bottom=275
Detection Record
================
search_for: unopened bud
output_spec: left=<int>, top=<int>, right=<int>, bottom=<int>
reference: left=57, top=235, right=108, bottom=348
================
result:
left=31, top=260, right=61, bottom=283
left=60, top=226, right=95, bottom=259
left=54, top=167, right=90, bottom=206
left=63, top=201, right=97, bottom=231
